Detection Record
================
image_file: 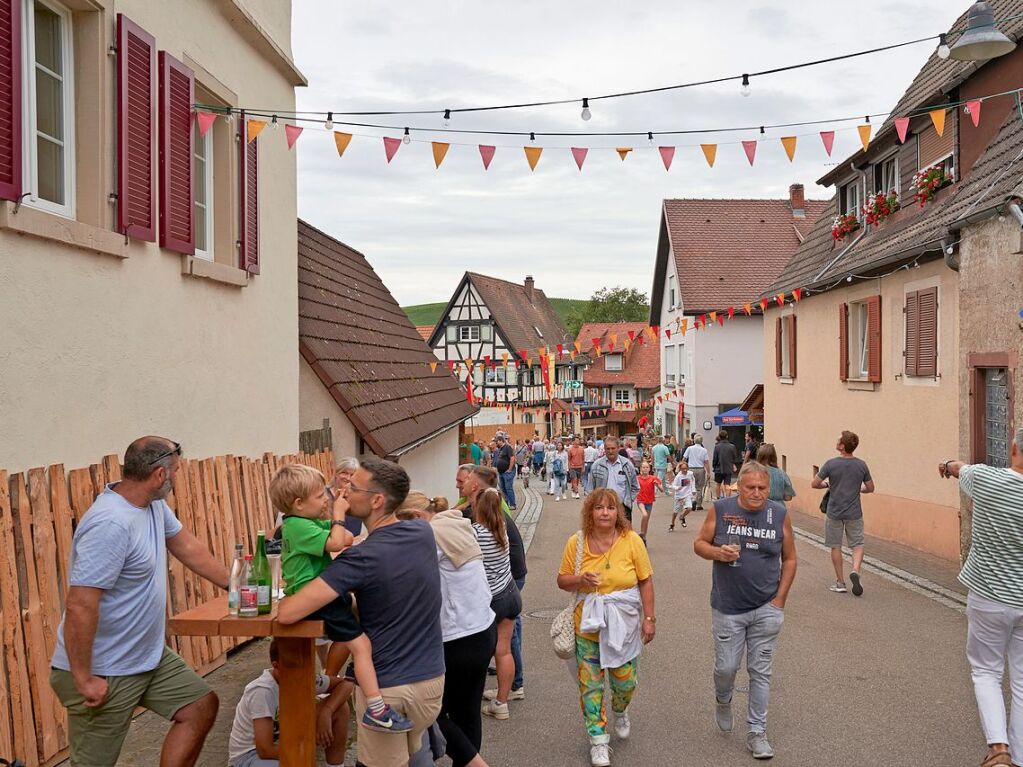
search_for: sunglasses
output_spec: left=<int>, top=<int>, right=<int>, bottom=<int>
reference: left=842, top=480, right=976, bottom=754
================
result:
left=148, top=441, right=182, bottom=466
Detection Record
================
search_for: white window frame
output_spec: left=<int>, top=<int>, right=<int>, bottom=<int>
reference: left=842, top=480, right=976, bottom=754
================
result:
left=665, top=345, right=677, bottom=385
left=21, top=0, right=76, bottom=219
left=921, top=152, right=956, bottom=183
left=604, top=353, right=623, bottom=372
left=192, top=120, right=214, bottom=261
left=840, top=180, right=860, bottom=218
left=878, top=155, right=899, bottom=196
left=677, top=344, right=686, bottom=382
left=849, top=301, right=870, bottom=380
left=485, top=366, right=507, bottom=385
left=458, top=325, right=481, bottom=342
left=779, top=317, right=792, bottom=378
left=668, top=274, right=676, bottom=309
left=613, top=388, right=632, bottom=405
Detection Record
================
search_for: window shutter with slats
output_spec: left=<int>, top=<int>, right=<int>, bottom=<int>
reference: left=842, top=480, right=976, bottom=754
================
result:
left=917, top=287, right=938, bottom=377
left=787, top=315, right=797, bottom=379
left=239, top=115, right=259, bottom=273
left=905, top=290, right=919, bottom=377
left=158, top=52, right=194, bottom=254
left=839, top=303, right=848, bottom=381
left=116, top=15, right=157, bottom=241
left=0, top=0, right=22, bottom=201
left=867, top=295, right=882, bottom=383
left=918, top=122, right=954, bottom=168
left=775, top=317, right=782, bottom=377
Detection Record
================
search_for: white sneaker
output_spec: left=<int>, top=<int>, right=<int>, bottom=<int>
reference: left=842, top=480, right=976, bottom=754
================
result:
left=614, top=711, right=631, bottom=739
left=481, top=699, right=509, bottom=720
left=589, top=738, right=611, bottom=767
left=556, top=496, right=561, bottom=501
left=829, top=581, right=848, bottom=593
left=483, top=687, right=524, bottom=701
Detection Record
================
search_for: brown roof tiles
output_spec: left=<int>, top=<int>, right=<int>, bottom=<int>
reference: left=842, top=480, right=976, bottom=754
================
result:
left=465, top=272, right=575, bottom=359
left=576, top=322, right=660, bottom=389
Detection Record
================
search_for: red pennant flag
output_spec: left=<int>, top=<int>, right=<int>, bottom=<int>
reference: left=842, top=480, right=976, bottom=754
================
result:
left=742, top=140, right=757, bottom=166
left=650, top=326, right=660, bottom=339
left=447, top=360, right=455, bottom=371
left=658, top=146, right=675, bottom=171
left=717, top=314, right=725, bottom=327
left=727, top=306, right=735, bottom=319
left=793, top=288, right=803, bottom=302
left=284, top=124, right=303, bottom=150
left=966, top=100, right=982, bottom=128
left=665, top=329, right=671, bottom=339
left=571, top=147, right=588, bottom=171
left=895, top=117, right=910, bottom=144
left=196, top=111, right=217, bottom=137
left=637, top=334, right=645, bottom=345
left=759, top=298, right=769, bottom=311
left=592, top=338, right=602, bottom=350
left=519, top=350, right=529, bottom=361
left=699, top=315, right=707, bottom=326
left=819, top=131, right=835, bottom=156
left=776, top=293, right=785, bottom=306
left=556, top=343, right=564, bottom=359
left=627, top=330, right=636, bottom=341
left=484, top=355, right=491, bottom=368
left=608, top=341, right=615, bottom=352
left=383, top=137, right=402, bottom=163
left=479, top=145, right=496, bottom=170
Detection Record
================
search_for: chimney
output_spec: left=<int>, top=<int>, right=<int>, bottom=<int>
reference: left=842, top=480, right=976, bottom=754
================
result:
left=524, top=275, right=534, bottom=302
left=789, top=183, right=806, bottom=218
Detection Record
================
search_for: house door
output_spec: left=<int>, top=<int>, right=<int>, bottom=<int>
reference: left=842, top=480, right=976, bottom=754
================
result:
left=983, top=368, right=1010, bottom=467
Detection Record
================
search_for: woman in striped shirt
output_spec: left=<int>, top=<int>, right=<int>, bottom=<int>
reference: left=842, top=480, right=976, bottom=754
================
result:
left=472, top=488, right=522, bottom=722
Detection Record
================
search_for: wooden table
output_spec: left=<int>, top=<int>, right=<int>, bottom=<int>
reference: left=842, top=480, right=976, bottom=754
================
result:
left=169, top=596, right=324, bottom=767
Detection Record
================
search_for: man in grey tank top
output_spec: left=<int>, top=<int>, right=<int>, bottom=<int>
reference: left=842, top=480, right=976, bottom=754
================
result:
left=695, top=461, right=797, bottom=760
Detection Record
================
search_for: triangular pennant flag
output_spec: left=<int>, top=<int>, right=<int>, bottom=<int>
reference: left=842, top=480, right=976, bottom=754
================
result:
left=776, top=293, right=785, bottom=306
left=556, top=343, right=564, bottom=359
left=465, top=358, right=474, bottom=369
left=929, top=108, right=946, bottom=137
left=894, top=118, right=910, bottom=144
left=623, top=338, right=631, bottom=351
left=608, top=341, right=615, bottom=352
left=196, top=111, right=217, bottom=137
left=483, top=355, right=491, bottom=368
left=759, top=298, right=769, bottom=311
left=792, top=288, right=803, bottom=302
left=247, top=119, right=267, bottom=143
left=383, top=136, right=402, bottom=163
left=432, top=142, right=450, bottom=169
left=592, top=338, right=602, bottom=350
left=727, top=306, right=735, bottom=319
left=524, top=146, right=543, bottom=171
left=819, top=131, right=835, bottom=156
left=519, top=350, right=529, bottom=362
left=700, top=143, right=717, bottom=167
left=479, top=145, right=496, bottom=170
left=627, top=330, right=636, bottom=341
left=502, top=352, right=509, bottom=368
left=658, top=146, right=675, bottom=171
left=717, top=314, right=726, bottom=327
left=447, top=360, right=455, bottom=371
left=573, top=341, right=582, bottom=354
left=616, top=147, right=632, bottom=161
left=743, top=303, right=752, bottom=316
left=284, top=124, right=303, bottom=150
left=709, top=311, right=718, bottom=324
left=857, top=124, right=872, bottom=152
left=679, top=319, right=688, bottom=335
left=571, top=147, right=588, bottom=171
left=742, top=140, right=757, bottom=166
left=538, top=347, right=546, bottom=358
left=609, top=333, right=618, bottom=346
left=699, top=315, right=707, bottom=328
left=570, top=350, right=577, bottom=361
left=648, top=326, right=659, bottom=340
left=429, top=361, right=438, bottom=373
left=966, top=100, right=982, bottom=128
left=665, top=329, right=672, bottom=339
left=781, top=136, right=797, bottom=162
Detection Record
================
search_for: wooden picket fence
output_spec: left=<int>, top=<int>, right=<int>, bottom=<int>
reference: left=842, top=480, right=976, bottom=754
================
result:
left=0, top=448, right=335, bottom=767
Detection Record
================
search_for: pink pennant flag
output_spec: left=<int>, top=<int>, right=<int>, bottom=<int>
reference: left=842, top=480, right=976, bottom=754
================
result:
left=896, top=118, right=912, bottom=145
left=819, top=131, right=835, bottom=156
left=284, top=124, right=303, bottom=150
left=196, top=111, right=217, bottom=137
left=658, top=146, right=675, bottom=171
left=479, top=145, right=496, bottom=170
left=383, top=137, right=402, bottom=163
left=966, top=100, right=982, bottom=128
left=571, top=147, right=588, bottom=171
left=742, top=140, right=757, bottom=166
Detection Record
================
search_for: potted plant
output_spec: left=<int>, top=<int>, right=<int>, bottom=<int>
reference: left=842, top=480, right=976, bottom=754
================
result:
left=862, top=190, right=900, bottom=226
left=912, top=163, right=953, bottom=207
left=831, top=213, right=860, bottom=242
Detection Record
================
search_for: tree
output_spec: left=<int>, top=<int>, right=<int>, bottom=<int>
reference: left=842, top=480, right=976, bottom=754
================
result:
left=566, top=286, right=650, bottom=338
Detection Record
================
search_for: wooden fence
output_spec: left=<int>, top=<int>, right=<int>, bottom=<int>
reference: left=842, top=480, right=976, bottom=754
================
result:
left=0, top=448, right=334, bottom=767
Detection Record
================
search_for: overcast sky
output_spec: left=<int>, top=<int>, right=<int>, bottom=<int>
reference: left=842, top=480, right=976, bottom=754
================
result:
left=291, top=1, right=967, bottom=307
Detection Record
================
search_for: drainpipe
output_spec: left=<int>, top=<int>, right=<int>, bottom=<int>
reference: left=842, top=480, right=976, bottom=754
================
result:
left=854, top=162, right=870, bottom=235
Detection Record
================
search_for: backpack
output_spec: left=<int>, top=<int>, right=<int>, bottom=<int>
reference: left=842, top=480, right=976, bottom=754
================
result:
left=552, top=456, right=565, bottom=476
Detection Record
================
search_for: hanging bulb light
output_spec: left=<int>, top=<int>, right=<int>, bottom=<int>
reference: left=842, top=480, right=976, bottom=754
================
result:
left=324, top=111, right=334, bottom=131
left=936, top=33, right=951, bottom=59
left=580, top=98, right=592, bottom=121
left=647, top=131, right=654, bottom=147
left=740, top=74, right=752, bottom=97
left=271, top=114, right=279, bottom=129
left=443, top=109, right=451, bottom=127
left=402, top=127, right=411, bottom=145
left=950, top=2, right=1017, bottom=61
left=846, top=275, right=853, bottom=283
left=530, top=132, right=535, bottom=143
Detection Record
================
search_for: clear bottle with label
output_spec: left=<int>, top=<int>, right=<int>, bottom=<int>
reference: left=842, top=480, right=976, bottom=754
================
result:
left=251, top=530, right=272, bottom=615
left=238, top=555, right=258, bottom=617
left=228, top=543, right=244, bottom=616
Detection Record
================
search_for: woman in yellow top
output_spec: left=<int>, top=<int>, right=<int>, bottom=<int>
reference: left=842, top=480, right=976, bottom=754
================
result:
left=557, top=488, right=655, bottom=767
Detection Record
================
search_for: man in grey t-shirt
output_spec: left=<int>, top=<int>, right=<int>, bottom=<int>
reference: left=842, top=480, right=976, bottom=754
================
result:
left=811, top=430, right=875, bottom=596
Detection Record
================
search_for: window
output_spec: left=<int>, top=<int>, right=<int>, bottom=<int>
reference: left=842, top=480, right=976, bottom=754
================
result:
left=485, top=367, right=507, bottom=384
left=665, top=345, right=677, bottom=385
left=918, top=121, right=955, bottom=177
left=614, top=388, right=632, bottom=405
left=22, top=0, right=74, bottom=217
left=605, top=353, right=623, bottom=372
left=458, top=325, right=480, bottom=342
left=678, top=344, right=685, bottom=382
left=775, top=315, right=796, bottom=378
left=875, top=155, right=899, bottom=196
left=904, top=287, right=938, bottom=377
left=192, top=119, right=213, bottom=260
left=839, top=297, right=881, bottom=382
left=669, top=274, right=676, bottom=309
left=840, top=181, right=860, bottom=218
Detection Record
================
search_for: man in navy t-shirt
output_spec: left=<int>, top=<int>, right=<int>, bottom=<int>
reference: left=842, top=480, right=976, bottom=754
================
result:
left=279, top=457, right=444, bottom=767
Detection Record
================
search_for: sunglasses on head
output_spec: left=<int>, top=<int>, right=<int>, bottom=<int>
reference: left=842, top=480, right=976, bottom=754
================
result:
left=148, top=441, right=182, bottom=466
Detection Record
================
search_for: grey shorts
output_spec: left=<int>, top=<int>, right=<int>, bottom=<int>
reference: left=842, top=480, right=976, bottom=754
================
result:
left=825, top=516, right=865, bottom=548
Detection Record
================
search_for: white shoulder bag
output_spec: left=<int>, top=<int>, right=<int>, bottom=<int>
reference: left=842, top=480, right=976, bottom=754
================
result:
left=551, top=530, right=585, bottom=659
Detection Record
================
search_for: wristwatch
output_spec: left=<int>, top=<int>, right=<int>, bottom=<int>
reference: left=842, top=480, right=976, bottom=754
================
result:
left=644, top=616, right=656, bottom=623
left=330, top=519, right=347, bottom=528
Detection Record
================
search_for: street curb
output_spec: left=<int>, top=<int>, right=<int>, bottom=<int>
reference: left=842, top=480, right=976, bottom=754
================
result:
left=515, top=482, right=544, bottom=553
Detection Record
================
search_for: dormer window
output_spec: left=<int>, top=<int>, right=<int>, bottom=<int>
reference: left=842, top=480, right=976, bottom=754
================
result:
left=840, top=181, right=861, bottom=219
left=874, top=155, right=900, bottom=196
left=605, top=353, right=623, bottom=372
left=458, top=325, right=480, bottom=342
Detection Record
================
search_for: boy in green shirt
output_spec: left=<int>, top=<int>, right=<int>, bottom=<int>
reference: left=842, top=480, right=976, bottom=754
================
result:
left=271, top=463, right=412, bottom=733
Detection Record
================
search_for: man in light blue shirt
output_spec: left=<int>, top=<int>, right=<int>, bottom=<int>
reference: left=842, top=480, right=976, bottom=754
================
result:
left=50, top=436, right=229, bottom=767
left=589, top=436, right=640, bottom=521
left=652, top=436, right=672, bottom=495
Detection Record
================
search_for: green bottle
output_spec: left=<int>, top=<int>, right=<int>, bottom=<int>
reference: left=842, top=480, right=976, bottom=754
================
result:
left=251, top=530, right=272, bottom=615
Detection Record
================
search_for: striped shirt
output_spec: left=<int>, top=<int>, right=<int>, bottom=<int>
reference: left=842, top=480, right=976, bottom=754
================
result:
left=959, top=464, right=1023, bottom=607
left=472, top=523, right=513, bottom=596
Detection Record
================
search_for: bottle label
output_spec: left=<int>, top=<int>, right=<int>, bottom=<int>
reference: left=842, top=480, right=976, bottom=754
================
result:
left=228, top=593, right=240, bottom=610
left=257, top=585, right=271, bottom=605
left=240, top=587, right=257, bottom=611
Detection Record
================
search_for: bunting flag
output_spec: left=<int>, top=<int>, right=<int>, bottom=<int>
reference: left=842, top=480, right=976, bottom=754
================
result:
left=819, top=131, right=835, bottom=156
left=717, top=314, right=726, bottom=326
left=776, top=293, right=785, bottom=306
left=623, top=338, right=631, bottom=351
left=894, top=118, right=910, bottom=144
left=432, top=142, right=450, bottom=169
left=447, top=360, right=455, bottom=371
left=742, top=140, right=757, bottom=166
left=247, top=119, right=267, bottom=143
left=665, top=329, right=672, bottom=339
left=502, top=352, right=509, bottom=368
left=609, top=333, right=618, bottom=346
left=743, top=303, right=752, bottom=316
left=519, top=350, right=529, bottom=362
left=616, top=147, right=632, bottom=161
left=648, top=326, right=659, bottom=340
left=759, top=298, right=769, bottom=311
left=196, top=111, right=217, bottom=137
left=571, top=147, right=588, bottom=170
left=591, top=337, right=602, bottom=351
left=627, top=330, right=636, bottom=341
left=608, top=340, right=615, bottom=352
left=383, top=136, right=402, bottom=163
left=709, top=311, right=717, bottom=324
left=679, top=318, right=688, bottom=335
left=929, top=108, right=946, bottom=137
left=793, top=288, right=803, bottom=302
left=574, top=341, right=582, bottom=354
left=538, top=346, right=547, bottom=358
left=429, top=361, right=438, bottom=373
left=658, top=146, right=675, bottom=171
left=781, top=136, right=797, bottom=162
left=556, top=343, right=564, bottom=359
left=636, top=333, right=645, bottom=345
left=465, top=358, right=474, bottom=369
left=701, top=144, right=717, bottom=167
left=966, top=100, right=982, bottom=128
left=857, top=124, right=872, bottom=152
left=284, top=124, right=303, bottom=150
left=479, top=145, right=496, bottom=170
left=524, top=146, right=543, bottom=171
left=483, top=355, right=491, bottom=368
left=570, top=350, right=577, bottom=361
left=727, top=306, right=735, bottom=319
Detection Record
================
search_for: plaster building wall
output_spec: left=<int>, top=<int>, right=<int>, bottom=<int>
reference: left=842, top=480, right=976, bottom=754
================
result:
left=298, top=359, right=361, bottom=460
left=398, top=428, right=460, bottom=503
left=690, top=316, right=764, bottom=443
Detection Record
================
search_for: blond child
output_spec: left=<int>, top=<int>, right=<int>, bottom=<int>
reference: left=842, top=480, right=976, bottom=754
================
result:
left=669, top=460, right=696, bottom=530
left=271, top=464, right=412, bottom=733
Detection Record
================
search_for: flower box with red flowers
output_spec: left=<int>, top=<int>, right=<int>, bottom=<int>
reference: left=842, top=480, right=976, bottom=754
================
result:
left=912, top=163, right=953, bottom=207
left=862, top=190, right=900, bottom=226
left=831, top=213, right=860, bottom=242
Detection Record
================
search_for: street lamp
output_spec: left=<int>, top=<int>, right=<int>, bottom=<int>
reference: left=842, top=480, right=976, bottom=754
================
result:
left=949, top=2, right=1017, bottom=61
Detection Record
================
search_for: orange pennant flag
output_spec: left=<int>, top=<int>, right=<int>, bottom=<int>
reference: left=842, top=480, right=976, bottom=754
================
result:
left=609, top=333, right=618, bottom=346
left=743, top=303, right=752, bottom=316
left=616, top=147, right=633, bottom=161
left=501, top=352, right=509, bottom=368
left=709, top=311, right=718, bottom=324
left=857, top=124, right=872, bottom=152
left=432, top=142, right=450, bottom=169
left=776, top=293, right=785, bottom=306
left=466, top=358, right=474, bottom=369
left=570, top=350, right=577, bottom=361
left=679, top=318, right=688, bottom=335
left=780, top=136, right=797, bottom=162
left=334, top=132, right=353, bottom=157
left=247, top=119, right=267, bottom=143
left=623, top=338, right=632, bottom=351
left=700, top=144, right=717, bottom=167
left=929, top=108, right=947, bottom=137
left=524, top=146, right=543, bottom=171
left=574, top=341, right=582, bottom=353
left=646, top=326, right=658, bottom=340
left=538, top=347, right=546, bottom=358
left=429, top=361, right=438, bottom=373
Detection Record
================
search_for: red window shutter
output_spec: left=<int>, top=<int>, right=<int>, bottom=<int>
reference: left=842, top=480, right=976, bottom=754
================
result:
left=158, top=52, right=194, bottom=254
left=0, top=0, right=22, bottom=201
left=787, top=315, right=797, bottom=378
left=917, top=286, right=938, bottom=377
left=775, top=317, right=782, bottom=377
left=116, top=15, right=157, bottom=241
left=239, top=115, right=259, bottom=274
left=839, top=303, right=848, bottom=381
left=867, top=294, right=882, bottom=383
left=905, top=290, right=919, bottom=376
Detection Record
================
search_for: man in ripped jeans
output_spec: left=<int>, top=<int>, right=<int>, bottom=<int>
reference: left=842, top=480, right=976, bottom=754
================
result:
left=694, top=461, right=797, bottom=761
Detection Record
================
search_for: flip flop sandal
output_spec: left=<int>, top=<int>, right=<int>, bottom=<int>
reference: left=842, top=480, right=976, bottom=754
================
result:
left=981, top=752, right=1012, bottom=767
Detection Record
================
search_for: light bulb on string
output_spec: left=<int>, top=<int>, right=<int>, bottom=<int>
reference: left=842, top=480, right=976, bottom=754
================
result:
left=271, top=115, right=279, bottom=129
left=847, top=275, right=853, bottom=283
left=647, top=131, right=654, bottom=147
left=530, top=132, right=536, bottom=144
left=324, top=112, right=333, bottom=131
left=937, top=33, right=950, bottom=59
left=580, top=98, right=592, bottom=121
left=740, top=74, right=751, bottom=97
left=443, top=109, right=451, bottom=127
left=402, top=127, right=411, bottom=145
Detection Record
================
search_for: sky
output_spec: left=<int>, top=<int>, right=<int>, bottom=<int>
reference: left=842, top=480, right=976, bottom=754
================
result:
left=290, top=1, right=968, bottom=307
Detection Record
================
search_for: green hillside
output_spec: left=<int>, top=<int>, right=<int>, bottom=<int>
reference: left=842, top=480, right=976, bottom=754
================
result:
left=403, top=298, right=587, bottom=328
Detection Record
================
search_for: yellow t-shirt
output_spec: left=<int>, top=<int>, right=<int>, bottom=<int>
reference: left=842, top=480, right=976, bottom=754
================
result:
left=559, top=530, right=653, bottom=641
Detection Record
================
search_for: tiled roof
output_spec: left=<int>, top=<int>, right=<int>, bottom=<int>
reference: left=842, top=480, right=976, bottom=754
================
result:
left=298, top=220, right=476, bottom=459
left=415, top=326, right=433, bottom=342
left=576, top=322, right=660, bottom=389
left=466, top=272, right=574, bottom=360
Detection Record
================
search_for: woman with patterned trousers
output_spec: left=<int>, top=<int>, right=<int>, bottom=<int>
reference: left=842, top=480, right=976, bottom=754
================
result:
left=557, top=489, right=656, bottom=767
